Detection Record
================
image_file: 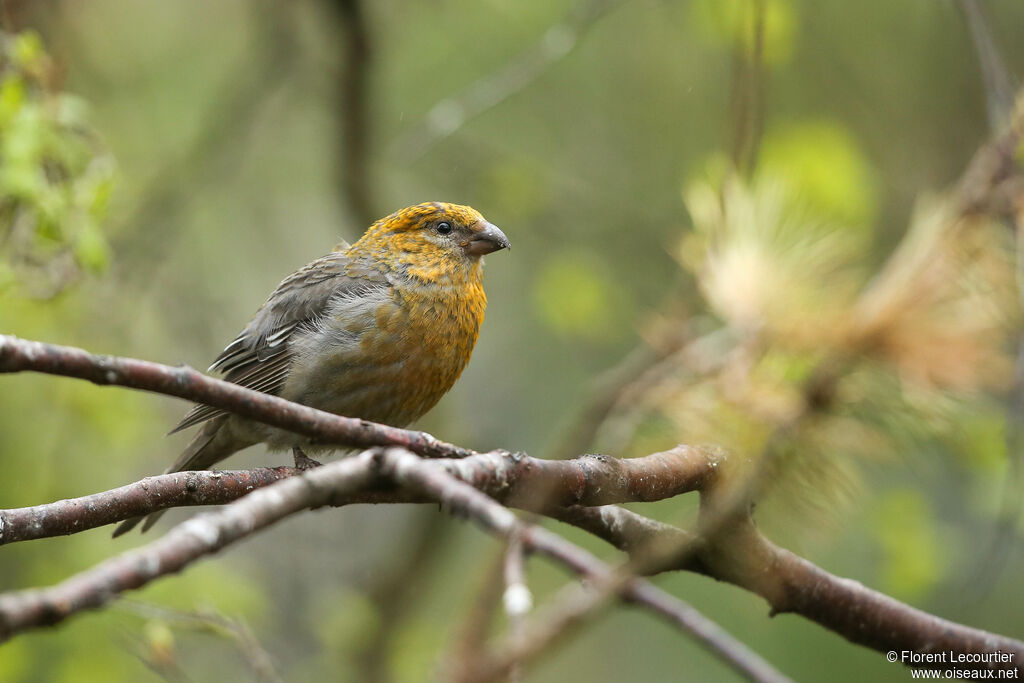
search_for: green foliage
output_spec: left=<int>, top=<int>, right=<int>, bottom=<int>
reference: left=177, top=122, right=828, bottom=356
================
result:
left=758, top=121, right=877, bottom=226
left=0, top=30, right=115, bottom=298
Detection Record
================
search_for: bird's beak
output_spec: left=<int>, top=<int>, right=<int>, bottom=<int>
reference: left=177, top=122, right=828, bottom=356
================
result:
left=464, top=221, right=511, bottom=256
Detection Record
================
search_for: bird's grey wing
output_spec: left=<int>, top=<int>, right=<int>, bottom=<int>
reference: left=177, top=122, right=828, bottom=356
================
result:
left=169, top=253, right=388, bottom=434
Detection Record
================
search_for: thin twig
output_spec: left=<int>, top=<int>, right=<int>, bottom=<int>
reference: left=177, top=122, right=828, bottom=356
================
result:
left=957, top=0, right=1015, bottom=131
left=392, top=0, right=624, bottom=161
left=118, top=601, right=283, bottom=683
left=462, top=572, right=630, bottom=683
left=111, top=1, right=300, bottom=274
left=502, top=531, right=532, bottom=682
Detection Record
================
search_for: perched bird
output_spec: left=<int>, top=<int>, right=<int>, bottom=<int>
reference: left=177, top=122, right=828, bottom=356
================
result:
left=114, top=201, right=509, bottom=536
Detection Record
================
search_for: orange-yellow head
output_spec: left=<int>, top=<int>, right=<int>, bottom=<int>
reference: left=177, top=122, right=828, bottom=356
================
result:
left=349, top=202, right=509, bottom=281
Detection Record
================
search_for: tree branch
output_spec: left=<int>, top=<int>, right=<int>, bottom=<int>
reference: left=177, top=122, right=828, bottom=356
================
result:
left=0, top=467, right=298, bottom=543
left=2, top=335, right=1022, bottom=676
left=0, top=334, right=474, bottom=458
left=552, top=506, right=1024, bottom=674
left=328, top=0, right=375, bottom=227
left=0, top=455, right=378, bottom=641
left=501, top=531, right=532, bottom=683
left=392, top=0, right=623, bottom=161
left=0, top=446, right=719, bottom=544
left=378, top=448, right=790, bottom=683
left=0, top=448, right=788, bottom=683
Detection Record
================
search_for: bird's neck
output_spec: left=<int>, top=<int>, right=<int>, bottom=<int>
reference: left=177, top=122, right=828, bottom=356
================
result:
left=402, top=253, right=484, bottom=288
left=348, top=243, right=484, bottom=289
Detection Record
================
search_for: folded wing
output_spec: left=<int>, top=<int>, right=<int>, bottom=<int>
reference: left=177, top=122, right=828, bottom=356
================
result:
left=169, top=253, right=389, bottom=433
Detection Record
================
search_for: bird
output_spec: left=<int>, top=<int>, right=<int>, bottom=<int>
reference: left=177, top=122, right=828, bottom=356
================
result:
left=113, top=201, right=509, bottom=536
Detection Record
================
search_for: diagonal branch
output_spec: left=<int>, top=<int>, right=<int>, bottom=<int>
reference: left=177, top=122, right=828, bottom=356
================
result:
left=5, top=443, right=1019, bottom=674
left=377, top=448, right=790, bottom=683
left=554, top=505, right=1024, bottom=674
left=0, top=455, right=378, bottom=641
left=957, top=0, right=1016, bottom=131
left=392, top=0, right=624, bottom=161
left=0, top=334, right=474, bottom=458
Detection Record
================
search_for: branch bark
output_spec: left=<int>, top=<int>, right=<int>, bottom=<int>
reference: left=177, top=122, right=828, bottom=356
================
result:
left=2, top=443, right=1021, bottom=676
left=378, top=449, right=790, bottom=683
left=563, top=505, right=1024, bottom=673
left=2, top=334, right=1022, bottom=677
left=0, top=446, right=718, bottom=544
left=0, top=456, right=378, bottom=641
left=0, top=448, right=787, bottom=683
left=0, top=335, right=474, bottom=458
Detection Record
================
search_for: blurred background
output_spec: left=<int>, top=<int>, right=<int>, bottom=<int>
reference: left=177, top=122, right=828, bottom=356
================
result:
left=1, top=0, right=1024, bottom=680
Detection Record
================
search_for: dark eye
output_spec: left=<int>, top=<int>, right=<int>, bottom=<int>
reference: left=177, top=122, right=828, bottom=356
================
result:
left=436, top=221, right=453, bottom=235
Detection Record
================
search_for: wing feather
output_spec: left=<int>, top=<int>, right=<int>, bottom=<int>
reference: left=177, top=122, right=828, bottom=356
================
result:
left=169, top=251, right=389, bottom=434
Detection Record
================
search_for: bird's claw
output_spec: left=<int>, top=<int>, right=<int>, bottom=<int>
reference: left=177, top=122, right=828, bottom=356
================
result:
left=292, top=447, right=322, bottom=471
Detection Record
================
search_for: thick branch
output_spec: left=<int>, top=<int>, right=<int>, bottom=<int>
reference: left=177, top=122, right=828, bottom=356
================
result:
left=0, top=446, right=718, bottom=544
left=0, top=335, right=474, bottom=458
left=559, top=505, right=1024, bottom=674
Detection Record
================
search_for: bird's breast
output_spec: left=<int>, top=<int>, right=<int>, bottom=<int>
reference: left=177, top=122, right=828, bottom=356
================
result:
left=282, top=276, right=487, bottom=427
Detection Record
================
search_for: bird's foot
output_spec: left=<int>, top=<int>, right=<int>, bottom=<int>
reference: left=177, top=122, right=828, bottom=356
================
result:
left=292, top=447, right=322, bottom=471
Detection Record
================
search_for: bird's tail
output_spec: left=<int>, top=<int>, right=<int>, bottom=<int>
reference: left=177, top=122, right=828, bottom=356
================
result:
left=112, top=416, right=245, bottom=537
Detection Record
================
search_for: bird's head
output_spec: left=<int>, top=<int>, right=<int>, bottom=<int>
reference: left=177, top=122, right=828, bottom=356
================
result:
left=351, top=202, right=509, bottom=278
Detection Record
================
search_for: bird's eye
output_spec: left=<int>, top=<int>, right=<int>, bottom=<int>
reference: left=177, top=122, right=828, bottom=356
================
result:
left=436, top=222, right=453, bottom=235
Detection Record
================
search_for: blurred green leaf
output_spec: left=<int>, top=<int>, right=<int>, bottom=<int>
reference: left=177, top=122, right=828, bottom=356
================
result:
left=11, top=31, right=44, bottom=69
left=0, top=30, right=116, bottom=297
left=758, top=121, right=877, bottom=226
left=73, top=219, right=110, bottom=272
